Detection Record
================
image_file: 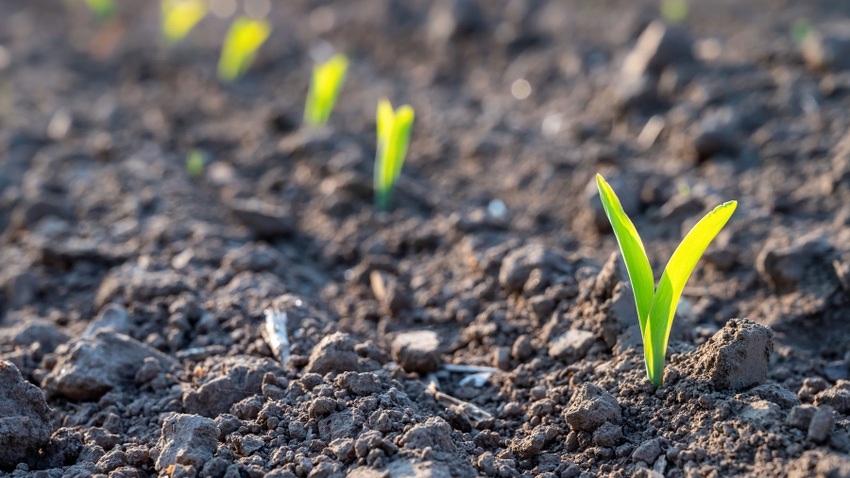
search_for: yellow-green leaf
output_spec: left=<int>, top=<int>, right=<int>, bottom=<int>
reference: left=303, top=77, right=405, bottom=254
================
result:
left=596, top=174, right=655, bottom=336
left=217, top=17, right=271, bottom=82
left=85, top=0, right=116, bottom=21
left=304, top=54, right=349, bottom=126
left=644, top=200, right=737, bottom=385
left=161, top=0, right=207, bottom=45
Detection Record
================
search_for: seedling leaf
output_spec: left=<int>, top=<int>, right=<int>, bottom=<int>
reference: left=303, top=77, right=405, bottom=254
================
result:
left=161, top=0, right=207, bottom=45
left=596, top=174, right=654, bottom=335
left=304, top=54, right=349, bottom=126
left=644, top=200, right=737, bottom=385
left=596, top=174, right=736, bottom=386
left=217, top=17, right=271, bottom=82
left=374, top=99, right=414, bottom=212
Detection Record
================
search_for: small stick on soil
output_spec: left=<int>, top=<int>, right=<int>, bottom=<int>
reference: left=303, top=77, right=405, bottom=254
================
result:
left=426, top=382, right=493, bottom=423
left=262, top=309, right=290, bottom=367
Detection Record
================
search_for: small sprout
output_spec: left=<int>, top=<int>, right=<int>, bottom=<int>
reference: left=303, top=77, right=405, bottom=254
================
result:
left=84, top=0, right=116, bottom=21
left=660, top=0, right=688, bottom=24
left=217, top=16, right=272, bottom=82
left=374, top=99, right=414, bottom=212
left=303, top=54, right=349, bottom=127
left=161, top=0, right=208, bottom=45
left=186, top=149, right=205, bottom=177
left=596, top=174, right=736, bottom=386
left=791, top=18, right=813, bottom=46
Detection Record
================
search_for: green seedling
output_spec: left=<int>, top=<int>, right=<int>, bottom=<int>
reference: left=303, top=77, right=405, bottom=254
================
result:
left=791, top=19, right=813, bottom=46
left=217, top=16, right=271, bottom=82
left=161, top=0, right=207, bottom=45
left=374, top=99, right=414, bottom=212
left=186, top=149, right=205, bottom=177
left=303, top=54, right=349, bottom=127
left=596, top=174, right=736, bottom=386
left=660, top=0, right=688, bottom=24
left=84, top=0, right=116, bottom=21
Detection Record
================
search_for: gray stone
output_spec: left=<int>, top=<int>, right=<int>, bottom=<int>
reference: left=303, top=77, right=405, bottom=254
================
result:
left=228, top=198, right=295, bottom=239
left=757, top=233, right=833, bottom=294
left=305, top=332, right=360, bottom=375
left=183, top=356, right=280, bottom=418
left=392, top=330, right=441, bottom=374
left=808, top=405, right=834, bottom=443
left=84, top=304, right=132, bottom=336
left=632, top=438, right=663, bottom=465
left=41, top=330, right=175, bottom=401
left=803, top=22, right=850, bottom=71
left=0, top=361, right=53, bottom=469
left=622, top=21, right=694, bottom=78
left=563, top=383, right=621, bottom=431
left=222, top=243, right=282, bottom=273
left=814, top=383, right=850, bottom=413
left=592, top=421, right=623, bottom=447
left=750, top=383, right=800, bottom=409
left=499, top=244, right=571, bottom=293
left=154, top=414, right=217, bottom=471
left=690, top=107, right=740, bottom=161
left=548, top=329, right=595, bottom=363
left=685, top=318, right=773, bottom=390
left=787, top=405, right=817, bottom=431
left=1, top=318, right=69, bottom=354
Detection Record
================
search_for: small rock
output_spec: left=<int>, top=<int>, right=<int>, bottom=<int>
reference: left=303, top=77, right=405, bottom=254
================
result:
left=690, top=107, right=740, bottom=161
left=154, top=414, right=217, bottom=471
left=632, top=438, right=663, bottom=465
left=622, top=21, right=694, bottom=79
left=684, top=318, right=773, bottom=390
left=1, top=318, right=69, bottom=354
left=499, top=244, right=571, bottom=293
left=183, top=356, right=280, bottom=418
left=511, top=426, right=557, bottom=459
left=592, top=422, right=623, bottom=447
left=392, top=330, right=441, bottom=374
left=512, top=335, right=534, bottom=361
left=814, top=384, right=850, bottom=413
left=41, top=330, right=175, bottom=401
left=802, top=22, right=850, bottom=71
left=370, top=271, right=411, bottom=314
left=757, top=233, right=833, bottom=294
left=750, top=383, right=800, bottom=409
left=401, top=417, right=455, bottom=453
left=548, top=329, right=595, bottom=363
left=563, top=383, right=621, bottom=432
left=0, top=361, right=53, bottom=469
left=824, top=361, right=849, bottom=382
left=787, top=405, right=817, bottom=430
left=305, top=332, right=360, bottom=375
left=338, top=372, right=381, bottom=396
left=84, top=304, right=132, bottom=336
left=229, top=199, right=295, bottom=239
left=808, top=405, right=834, bottom=443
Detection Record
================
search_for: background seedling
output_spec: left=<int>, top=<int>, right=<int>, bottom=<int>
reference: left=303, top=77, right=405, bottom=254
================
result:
left=374, top=99, right=414, bottom=212
left=84, top=0, right=116, bottom=21
left=161, top=0, right=207, bottom=45
left=217, top=16, right=271, bottom=82
left=303, top=54, right=349, bottom=127
left=596, top=174, right=736, bottom=386
left=186, top=149, right=205, bottom=177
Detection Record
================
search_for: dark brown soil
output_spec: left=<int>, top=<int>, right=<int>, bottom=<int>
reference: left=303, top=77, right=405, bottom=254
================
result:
left=2, top=1, right=850, bottom=477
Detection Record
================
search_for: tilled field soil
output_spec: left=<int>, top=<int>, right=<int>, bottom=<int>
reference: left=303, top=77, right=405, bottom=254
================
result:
left=2, top=1, right=850, bottom=477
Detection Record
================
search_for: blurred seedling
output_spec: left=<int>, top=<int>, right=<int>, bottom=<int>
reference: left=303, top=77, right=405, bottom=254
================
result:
left=596, top=174, right=736, bottom=386
left=791, top=18, right=813, bottom=46
left=303, top=54, right=349, bottom=127
left=374, top=99, right=414, bottom=212
left=217, top=16, right=271, bottom=82
left=83, top=0, right=116, bottom=21
left=660, top=0, right=688, bottom=24
left=161, top=0, right=208, bottom=45
left=186, top=150, right=205, bottom=177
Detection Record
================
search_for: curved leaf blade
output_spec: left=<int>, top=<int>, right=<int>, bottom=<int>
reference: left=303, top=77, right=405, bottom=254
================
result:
left=644, top=200, right=737, bottom=385
left=596, top=174, right=655, bottom=336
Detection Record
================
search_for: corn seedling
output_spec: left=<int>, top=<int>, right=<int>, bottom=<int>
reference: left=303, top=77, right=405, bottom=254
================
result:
left=84, top=0, right=116, bottom=21
left=303, top=54, right=349, bottom=127
left=660, top=0, right=688, bottom=24
left=596, top=174, right=736, bottom=386
left=161, top=0, right=207, bottom=45
left=186, top=149, right=205, bottom=177
left=217, top=16, right=271, bottom=82
left=374, top=99, right=414, bottom=211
